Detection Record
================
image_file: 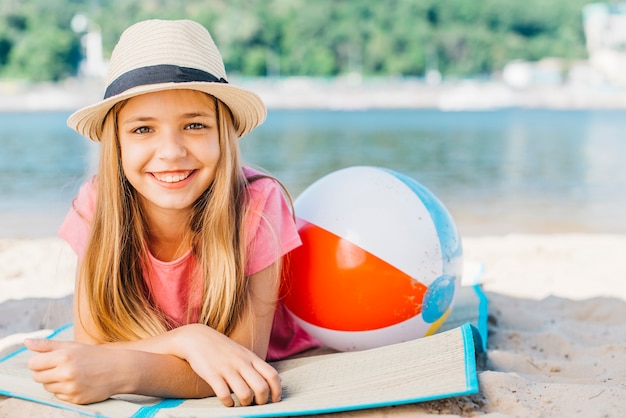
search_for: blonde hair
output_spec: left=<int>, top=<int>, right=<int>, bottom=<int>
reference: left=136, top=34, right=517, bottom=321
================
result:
left=79, top=97, right=256, bottom=342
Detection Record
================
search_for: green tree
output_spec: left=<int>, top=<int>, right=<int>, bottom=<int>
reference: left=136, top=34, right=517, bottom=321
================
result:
left=4, top=25, right=80, bottom=81
left=0, top=0, right=596, bottom=82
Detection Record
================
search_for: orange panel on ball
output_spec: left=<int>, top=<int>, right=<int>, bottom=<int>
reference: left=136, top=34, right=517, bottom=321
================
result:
left=284, top=220, right=428, bottom=331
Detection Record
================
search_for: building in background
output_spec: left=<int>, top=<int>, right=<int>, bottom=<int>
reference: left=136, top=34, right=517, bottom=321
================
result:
left=582, top=2, right=626, bottom=85
left=71, top=14, right=107, bottom=79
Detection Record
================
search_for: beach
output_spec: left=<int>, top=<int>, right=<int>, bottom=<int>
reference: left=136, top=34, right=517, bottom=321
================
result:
left=3, top=77, right=626, bottom=112
left=1, top=233, right=625, bottom=417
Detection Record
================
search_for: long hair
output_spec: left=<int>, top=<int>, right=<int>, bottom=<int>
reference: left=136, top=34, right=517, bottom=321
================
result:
left=79, top=96, right=253, bottom=342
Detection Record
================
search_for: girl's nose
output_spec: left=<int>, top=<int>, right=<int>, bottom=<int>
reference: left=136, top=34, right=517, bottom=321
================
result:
left=156, top=130, right=187, bottom=160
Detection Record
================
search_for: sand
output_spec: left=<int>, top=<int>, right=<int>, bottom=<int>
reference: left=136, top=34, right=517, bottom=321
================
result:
left=1, top=234, right=625, bottom=417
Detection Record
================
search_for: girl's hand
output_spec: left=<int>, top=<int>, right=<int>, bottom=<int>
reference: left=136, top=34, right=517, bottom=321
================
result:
left=171, top=324, right=282, bottom=407
left=24, top=326, right=282, bottom=407
left=24, top=338, right=131, bottom=404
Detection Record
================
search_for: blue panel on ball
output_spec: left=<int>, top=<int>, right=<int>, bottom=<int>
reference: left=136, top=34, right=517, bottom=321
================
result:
left=422, top=275, right=457, bottom=323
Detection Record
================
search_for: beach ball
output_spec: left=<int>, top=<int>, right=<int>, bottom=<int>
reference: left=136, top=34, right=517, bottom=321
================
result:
left=283, top=166, right=463, bottom=351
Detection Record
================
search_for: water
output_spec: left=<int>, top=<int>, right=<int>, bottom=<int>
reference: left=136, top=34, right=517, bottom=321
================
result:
left=1, top=109, right=625, bottom=237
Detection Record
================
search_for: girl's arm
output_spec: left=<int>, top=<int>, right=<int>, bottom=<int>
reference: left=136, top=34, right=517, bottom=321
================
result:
left=24, top=337, right=212, bottom=404
left=25, top=262, right=282, bottom=407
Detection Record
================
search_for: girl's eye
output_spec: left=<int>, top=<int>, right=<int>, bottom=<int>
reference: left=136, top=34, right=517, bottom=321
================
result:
left=133, top=126, right=152, bottom=134
left=186, top=122, right=206, bottom=130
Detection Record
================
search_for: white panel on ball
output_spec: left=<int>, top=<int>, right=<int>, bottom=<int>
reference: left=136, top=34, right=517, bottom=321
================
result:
left=295, top=166, right=443, bottom=284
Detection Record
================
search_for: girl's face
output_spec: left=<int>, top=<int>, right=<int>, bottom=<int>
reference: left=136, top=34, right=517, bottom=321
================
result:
left=117, top=89, right=220, bottom=218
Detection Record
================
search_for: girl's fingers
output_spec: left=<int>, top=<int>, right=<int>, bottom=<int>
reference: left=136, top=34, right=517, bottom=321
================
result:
left=27, top=351, right=69, bottom=373
left=26, top=339, right=76, bottom=371
left=202, top=373, right=235, bottom=407
left=40, top=381, right=64, bottom=395
left=40, top=382, right=90, bottom=405
left=26, top=354, right=56, bottom=372
left=31, top=365, right=84, bottom=402
left=30, top=368, right=60, bottom=385
left=224, top=372, right=256, bottom=406
left=197, top=363, right=279, bottom=407
left=25, top=338, right=75, bottom=353
left=253, top=359, right=282, bottom=403
left=229, top=361, right=280, bottom=406
left=37, top=380, right=78, bottom=403
left=238, top=369, right=269, bottom=405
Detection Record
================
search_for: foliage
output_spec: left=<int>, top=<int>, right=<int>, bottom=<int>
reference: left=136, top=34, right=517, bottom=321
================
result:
left=0, top=0, right=593, bottom=82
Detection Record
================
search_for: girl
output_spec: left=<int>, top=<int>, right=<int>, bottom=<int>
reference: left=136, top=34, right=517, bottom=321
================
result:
left=24, top=19, right=319, bottom=408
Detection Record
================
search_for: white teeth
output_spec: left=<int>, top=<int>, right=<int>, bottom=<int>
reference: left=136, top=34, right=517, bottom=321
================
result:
left=155, top=172, right=191, bottom=183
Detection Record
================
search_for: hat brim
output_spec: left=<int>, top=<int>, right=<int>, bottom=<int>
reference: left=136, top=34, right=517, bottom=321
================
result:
left=67, top=81, right=266, bottom=141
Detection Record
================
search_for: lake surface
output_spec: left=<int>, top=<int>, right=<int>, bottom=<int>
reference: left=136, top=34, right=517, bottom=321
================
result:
left=1, top=109, right=625, bottom=237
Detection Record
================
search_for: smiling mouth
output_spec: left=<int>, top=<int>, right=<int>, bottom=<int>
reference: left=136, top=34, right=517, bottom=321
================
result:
left=152, top=171, right=193, bottom=183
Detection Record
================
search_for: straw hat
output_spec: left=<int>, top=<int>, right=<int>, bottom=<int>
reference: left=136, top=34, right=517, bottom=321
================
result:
left=67, top=19, right=266, bottom=141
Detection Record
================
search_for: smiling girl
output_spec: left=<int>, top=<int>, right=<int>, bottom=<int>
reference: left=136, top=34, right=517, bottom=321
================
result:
left=24, top=19, right=319, bottom=407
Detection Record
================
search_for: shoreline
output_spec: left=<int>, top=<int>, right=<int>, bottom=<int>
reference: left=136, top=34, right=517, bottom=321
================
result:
left=1, top=201, right=623, bottom=239
left=2, top=232, right=625, bottom=304
left=2, top=77, right=626, bottom=112
left=1, top=183, right=622, bottom=242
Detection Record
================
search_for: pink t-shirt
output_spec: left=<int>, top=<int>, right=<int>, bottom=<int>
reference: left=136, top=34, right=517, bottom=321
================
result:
left=59, top=167, right=320, bottom=360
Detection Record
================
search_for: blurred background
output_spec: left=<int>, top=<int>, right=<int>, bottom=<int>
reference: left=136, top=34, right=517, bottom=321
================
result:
left=0, top=0, right=624, bottom=237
